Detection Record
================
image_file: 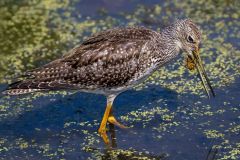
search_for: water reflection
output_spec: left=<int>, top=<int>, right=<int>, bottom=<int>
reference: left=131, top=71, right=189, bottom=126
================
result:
left=86, top=123, right=168, bottom=160
left=98, top=124, right=218, bottom=160
left=109, top=123, right=117, bottom=148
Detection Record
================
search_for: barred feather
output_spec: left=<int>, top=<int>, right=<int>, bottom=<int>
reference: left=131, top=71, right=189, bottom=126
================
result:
left=3, top=89, right=45, bottom=95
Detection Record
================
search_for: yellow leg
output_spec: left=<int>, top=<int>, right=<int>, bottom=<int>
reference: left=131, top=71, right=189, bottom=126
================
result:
left=98, top=95, right=116, bottom=144
left=98, top=94, right=127, bottom=144
left=108, top=108, right=127, bottom=129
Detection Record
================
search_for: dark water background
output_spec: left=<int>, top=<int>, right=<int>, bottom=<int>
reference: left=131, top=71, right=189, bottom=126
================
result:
left=0, top=0, right=239, bottom=159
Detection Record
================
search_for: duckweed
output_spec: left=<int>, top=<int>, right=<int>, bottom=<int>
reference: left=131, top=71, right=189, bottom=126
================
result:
left=0, top=0, right=239, bottom=159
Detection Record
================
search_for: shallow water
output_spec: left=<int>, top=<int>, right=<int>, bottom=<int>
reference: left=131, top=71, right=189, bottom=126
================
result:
left=0, top=0, right=239, bottom=159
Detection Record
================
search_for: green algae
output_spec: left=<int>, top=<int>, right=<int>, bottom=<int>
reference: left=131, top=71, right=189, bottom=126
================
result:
left=84, top=147, right=166, bottom=160
left=0, top=0, right=239, bottom=159
left=0, top=0, right=95, bottom=83
left=203, top=130, right=225, bottom=139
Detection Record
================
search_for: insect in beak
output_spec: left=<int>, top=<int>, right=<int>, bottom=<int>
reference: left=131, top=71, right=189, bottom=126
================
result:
left=187, top=46, right=215, bottom=98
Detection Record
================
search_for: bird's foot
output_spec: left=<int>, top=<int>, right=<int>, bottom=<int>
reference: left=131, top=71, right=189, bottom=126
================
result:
left=98, top=127, right=110, bottom=145
left=98, top=116, right=127, bottom=145
left=108, top=115, right=128, bottom=129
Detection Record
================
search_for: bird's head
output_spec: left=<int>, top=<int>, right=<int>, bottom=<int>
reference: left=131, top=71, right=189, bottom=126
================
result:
left=174, top=19, right=201, bottom=55
left=174, top=19, right=215, bottom=98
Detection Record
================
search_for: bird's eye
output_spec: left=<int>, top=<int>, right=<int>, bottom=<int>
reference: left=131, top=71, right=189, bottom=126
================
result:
left=187, top=36, right=194, bottom=43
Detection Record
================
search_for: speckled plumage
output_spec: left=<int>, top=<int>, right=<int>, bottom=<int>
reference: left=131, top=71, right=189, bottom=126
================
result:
left=3, top=19, right=201, bottom=96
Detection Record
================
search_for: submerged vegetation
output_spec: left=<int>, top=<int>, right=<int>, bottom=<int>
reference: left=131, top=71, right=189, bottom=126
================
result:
left=0, top=0, right=239, bottom=159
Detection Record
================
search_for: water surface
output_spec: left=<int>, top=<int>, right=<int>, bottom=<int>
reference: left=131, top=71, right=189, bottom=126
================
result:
left=0, top=0, right=239, bottom=159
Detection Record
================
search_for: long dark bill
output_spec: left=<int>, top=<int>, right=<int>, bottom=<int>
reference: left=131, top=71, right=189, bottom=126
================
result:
left=190, top=50, right=215, bottom=98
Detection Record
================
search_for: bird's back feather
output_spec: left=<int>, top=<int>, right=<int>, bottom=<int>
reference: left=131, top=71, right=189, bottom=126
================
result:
left=3, top=26, right=160, bottom=95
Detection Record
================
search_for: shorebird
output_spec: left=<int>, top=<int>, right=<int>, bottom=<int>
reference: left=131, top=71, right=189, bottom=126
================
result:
left=3, top=19, right=215, bottom=144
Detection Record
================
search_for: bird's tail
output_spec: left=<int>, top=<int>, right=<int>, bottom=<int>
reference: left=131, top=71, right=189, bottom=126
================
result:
left=2, top=58, right=79, bottom=96
left=2, top=80, right=47, bottom=95
left=3, top=78, right=79, bottom=96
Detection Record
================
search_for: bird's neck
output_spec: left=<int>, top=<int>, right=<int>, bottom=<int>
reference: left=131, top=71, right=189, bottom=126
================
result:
left=161, top=24, right=181, bottom=52
left=153, top=25, right=181, bottom=65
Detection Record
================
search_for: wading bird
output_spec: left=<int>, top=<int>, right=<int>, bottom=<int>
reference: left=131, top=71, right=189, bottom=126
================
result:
left=3, top=19, right=215, bottom=144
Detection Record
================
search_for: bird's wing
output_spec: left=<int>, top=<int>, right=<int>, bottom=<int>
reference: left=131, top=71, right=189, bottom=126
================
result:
left=62, top=26, right=155, bottom=60
left=4, top=27, right=155, bottom=95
